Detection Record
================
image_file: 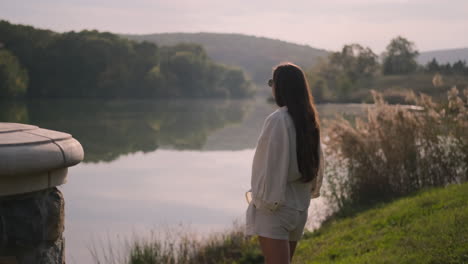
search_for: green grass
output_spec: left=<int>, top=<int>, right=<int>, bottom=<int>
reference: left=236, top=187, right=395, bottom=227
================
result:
left=294, top=182, right=468, bottom=264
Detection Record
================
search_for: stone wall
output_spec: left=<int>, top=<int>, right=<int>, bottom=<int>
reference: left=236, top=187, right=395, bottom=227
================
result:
left=0, top=188, right=65, bottom=264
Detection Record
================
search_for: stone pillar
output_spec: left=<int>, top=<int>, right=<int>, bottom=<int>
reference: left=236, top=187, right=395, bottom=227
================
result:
left=0, top=123, right=84, bottom=264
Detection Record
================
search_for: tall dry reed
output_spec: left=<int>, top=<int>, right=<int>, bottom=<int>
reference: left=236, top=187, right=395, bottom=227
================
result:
left=323, top=87, right=468, bottom=213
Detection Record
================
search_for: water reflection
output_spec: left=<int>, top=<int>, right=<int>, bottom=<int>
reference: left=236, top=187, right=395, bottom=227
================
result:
left=0, top=99, right=371, bottom=158
left=0, top=99, right=255, bottom=162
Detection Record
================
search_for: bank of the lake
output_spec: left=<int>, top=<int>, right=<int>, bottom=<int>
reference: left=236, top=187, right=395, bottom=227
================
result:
left=128, top=83, right=468, bottom=264
left=295, top=182, right=468, bottom=263
left=123, top=182, right=468, bottom=264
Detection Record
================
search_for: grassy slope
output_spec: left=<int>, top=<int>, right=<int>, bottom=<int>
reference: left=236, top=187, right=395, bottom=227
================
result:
left=295, top=182, right=468, bottom=264
left=329, top=73, right=468, bottom=104
left=368, top=74, right=468, bottom=102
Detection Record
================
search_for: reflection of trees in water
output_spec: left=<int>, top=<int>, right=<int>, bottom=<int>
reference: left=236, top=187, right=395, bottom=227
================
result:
left=0, top=99, right=253, bottom=163
left=0, top=100, right=374, bottom=162
left=0, top=101, right=29, bottom=124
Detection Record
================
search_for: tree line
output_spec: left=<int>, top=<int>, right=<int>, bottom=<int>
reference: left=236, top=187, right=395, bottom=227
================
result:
left=307, top=36, right=468, bottom=102
left=425, top=58, right=468, bottom=75
left=0, top=20, right=254, bottom=99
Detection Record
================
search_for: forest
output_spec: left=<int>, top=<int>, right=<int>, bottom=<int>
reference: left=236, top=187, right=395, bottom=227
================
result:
left=0, top=20, right=254, bottom=99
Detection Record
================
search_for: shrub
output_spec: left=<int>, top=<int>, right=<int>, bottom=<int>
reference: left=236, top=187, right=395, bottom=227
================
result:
left=323, top=87, right=468, bottom=213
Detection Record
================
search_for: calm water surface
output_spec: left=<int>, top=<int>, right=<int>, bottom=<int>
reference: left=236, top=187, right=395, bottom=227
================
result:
left=0, top=98, right=369, bottom=263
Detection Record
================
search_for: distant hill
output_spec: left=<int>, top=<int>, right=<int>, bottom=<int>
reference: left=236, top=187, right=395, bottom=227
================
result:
left=418, top=47, right=468, bottom=65
left=124, top=33, right=329, bottom=86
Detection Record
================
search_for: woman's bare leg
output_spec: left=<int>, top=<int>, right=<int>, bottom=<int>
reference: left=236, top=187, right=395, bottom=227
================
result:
left=258, top=236, right=290, bottom=264
left=289, top=241, right=298, bottom=262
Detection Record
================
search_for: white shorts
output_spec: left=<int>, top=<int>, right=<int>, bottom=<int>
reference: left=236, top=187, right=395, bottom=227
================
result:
left=245, top=202, right=308, bottom=241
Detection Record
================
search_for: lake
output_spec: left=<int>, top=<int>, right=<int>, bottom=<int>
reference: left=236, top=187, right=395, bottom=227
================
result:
left=0, top=97, right=370, bottom=263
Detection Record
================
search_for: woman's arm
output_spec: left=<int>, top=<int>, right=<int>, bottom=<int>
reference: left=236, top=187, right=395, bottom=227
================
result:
left=251, top=113, right=290, bottom=212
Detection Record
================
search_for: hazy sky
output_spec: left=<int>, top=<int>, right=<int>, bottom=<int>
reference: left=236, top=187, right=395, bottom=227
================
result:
left=1, top=0, right=467, bottom=52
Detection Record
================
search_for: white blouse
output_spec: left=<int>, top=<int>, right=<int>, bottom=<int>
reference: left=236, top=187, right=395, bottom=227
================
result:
left=246, top=105, right=324, bottom=212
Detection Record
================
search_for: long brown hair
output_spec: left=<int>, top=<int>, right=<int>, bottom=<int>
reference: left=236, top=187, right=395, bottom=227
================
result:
left=272, top=62, right=321, bottom=183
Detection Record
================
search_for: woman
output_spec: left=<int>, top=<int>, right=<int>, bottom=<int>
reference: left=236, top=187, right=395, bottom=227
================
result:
left=245, top=62, right=324, bottom=264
